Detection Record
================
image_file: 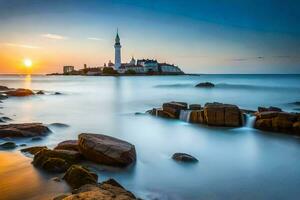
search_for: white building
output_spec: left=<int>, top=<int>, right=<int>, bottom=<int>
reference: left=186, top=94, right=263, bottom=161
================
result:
left=114, top=30, right=121, bottom=70
left=159, top=63, right=182, bottom=73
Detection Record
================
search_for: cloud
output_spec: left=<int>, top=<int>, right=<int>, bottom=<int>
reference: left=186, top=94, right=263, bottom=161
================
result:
left=87, top=37, right=103, bottom=41
left=41, top=33, right=67, bottom=40
left=4, top=43, right=40, bottom=49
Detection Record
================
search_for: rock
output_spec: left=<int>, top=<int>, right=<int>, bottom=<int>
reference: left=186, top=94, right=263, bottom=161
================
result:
left=50, top=123, right=70, bottom=128
left=101, top=178, right=124, bottom=189
left=64, top=180, right=136, bottom=200
left=0, top=94, right=8, bottom=100
left=55, top=92, right=62, bottom=95
left=0, top=123, right=51, bottom=138
left=52, top=177, right=61, bottom=182
left=293, top=122, right=300, bottom=134
left=162, top=102, right=188, bottom=119
left=1, top=117, right=12, bottom=121
left=21, top=146, right=48, bottom=155
left=54, top=140, right=79, bottom=151
left=20, top=144, right=27, bottom=147
left=53, top=194, right=71, bottom=200
left=172, top=153, right=198, bottom=162
left=189, top=110, right=204, bottom=123
left=258, top=106, right=282, bottom=112
left=78, top=133, right=136, bottom=167
left=0, top=85, right=9, bottom=90
left=189, top=104, right=201, bottom=110
left=31, top=136, right=43, bottom=141
left=195, top=82, right=215, bottom=88
left=0, top=141, right=17, bottom=149
left=203, top=102, right=243, bottom=127
left=6, top=88, right=34, bottom=97
left=33, top=149, right=82, bottom=172
left=42, top=158, right=70, bottom=173
left=63, top=165, right=98, bottom=189
left=36, top=90, right=44, bottom=95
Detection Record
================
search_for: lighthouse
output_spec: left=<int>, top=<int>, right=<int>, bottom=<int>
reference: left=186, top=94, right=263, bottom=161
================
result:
left=114, top=30, right=121, bottom=70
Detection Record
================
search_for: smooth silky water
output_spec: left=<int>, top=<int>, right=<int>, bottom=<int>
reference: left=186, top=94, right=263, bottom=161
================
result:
left=0, top=74, right=300, bottom=200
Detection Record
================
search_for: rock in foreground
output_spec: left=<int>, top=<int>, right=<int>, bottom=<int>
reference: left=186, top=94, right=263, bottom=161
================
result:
left=172, top=153, right=198, bottom=163
left=78, top=133, right=136, bottom=167
left=63, top=165, right=98, bottom=189
left=54, top=140, right=79, bottom=151
left=21, top=146, right=47, bottom=155
left=0, top=123, right=51, bottom=138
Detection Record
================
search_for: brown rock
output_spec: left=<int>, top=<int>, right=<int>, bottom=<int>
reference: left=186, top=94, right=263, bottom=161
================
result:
left=21, top=146, right=47, bottom=155
left=258, top=106, right=282, bottom=112
left=256, top=111, right=279, bottom=119
left=0, top=86, right=9, bottom=90
left=203, top=103, right=243, bottom=127
left=172, top=153, right=198, bottom=162
left=0, top=123, right=51, bottom=138
left=293, top=122, right=300, bottom=135
left=42, top=158, right=70, bottom=173
left=255, top=118, right=273, bottom=131
left=189, top=104, right=201, bottom=110
left=63, top=165, right=98, bottom=189
left=54, top=140, right=79, bottom=151
left=162, top=102, right=188, bottom=118
left=78, top=133, right=136, bottom=167
left=6, top=88, right=34, bottom=97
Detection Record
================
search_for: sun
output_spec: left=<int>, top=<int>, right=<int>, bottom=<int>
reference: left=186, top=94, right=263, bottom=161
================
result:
left=23, top=58, right=32, bottom=68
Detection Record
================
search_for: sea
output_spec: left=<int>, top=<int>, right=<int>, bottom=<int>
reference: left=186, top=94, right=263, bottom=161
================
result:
left=0, top=74, right=300, bottom=200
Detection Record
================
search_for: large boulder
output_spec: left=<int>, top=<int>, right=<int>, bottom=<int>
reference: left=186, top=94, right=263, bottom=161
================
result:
left=162, top=102, right=188, bottom=119
left=189, top=110, right=204, bottom=123
left=63, top=165, right=98, bottom=189
left=54, top=140, right=79, bottom=151
left=258, top=106, right=282, bottom=112
left=33, top=149, right=82, bottom=172
left=0, top=141, right=17, bottom=149
left=0, top=123, right=51, bottom=138
left=78, top=133, right=136, bottom=167
left=203, top=103, right=243, bottom=127
left=195, top=82, right=215, bottom=88
left=255, top=111, right=300, bottom=135
left=5, top=88, right=34, bottom=97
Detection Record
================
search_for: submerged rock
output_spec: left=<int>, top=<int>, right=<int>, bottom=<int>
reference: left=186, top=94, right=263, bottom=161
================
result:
left=31, top=136, right=43, bottom=141
left=54, top=140, right=79, bottom=151
left=49, top=123, right=70, bottom=128
left=0, top=141, right=17, bottom=149
left=195, top=82, right=215, bottom=88
left=36, top=90, right=45, bottom=95
left=6, top=88, right=34, bottom=97
left=0, top=123, right=51, bottom=138
left=172, top=153, right=198, bottom=162
left=55, top=92, right=62, bottom=95
left=78, top=133, right=136, bottom=167
left=0, top=94, right=8, bottom=100
left=63, top=165, right=98, bottom=189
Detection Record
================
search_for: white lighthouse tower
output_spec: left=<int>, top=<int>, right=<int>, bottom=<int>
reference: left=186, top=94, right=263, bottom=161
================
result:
left=114, top=30, right=121, bottom=70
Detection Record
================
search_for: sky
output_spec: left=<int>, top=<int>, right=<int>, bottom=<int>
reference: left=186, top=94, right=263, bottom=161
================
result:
left=0, top=0, right=300, bottom=74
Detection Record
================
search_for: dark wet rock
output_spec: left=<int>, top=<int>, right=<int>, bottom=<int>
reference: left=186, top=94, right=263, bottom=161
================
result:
left=42, top=157, right=70, bottom=173
left=1, top=117, right=12, bottom=121
left=63, top=165, right=98, bottom=189
left=195, top=82, right=215, bottom=88
left=36, top=90, right=45, bottom=95
left=162, top=102, right=188, bottom=119
left=0, top=85, right=9, bottom=90
left=0, top=94, right=8, bottom=100
left=189, top=104, right=201, bottom=110
left=0, top=141, right=17, bottom=149
left=292, top=101, right=300, bottom=105
left=258, top=106, right=282, bottom=112
left=255, top=111, right=300, bottom=135
left=172, top=153, right=198, bottom=162
left=21, top=146, right=47, bottom=155
left=49, top=123, right=70, bottom=128
left=0, top=123, right=51, bottom=138
left=78, top=133, right=136, bottom=167
left=0, top=118, right=5, bottom=123
left=33, top=149, right=82, bottom=172
left=31, top=136, right=43, bottom=141
left=5, top=88, right=34, bottom=97
left=55, top=92, right=62, bottom=95
left=20, top=144, right=27, bottom=147
left=134, top=112, right=144, bottom=115
left=54, top=140, right=79, bottom=151
left=203, top=102, right=243, bottom=127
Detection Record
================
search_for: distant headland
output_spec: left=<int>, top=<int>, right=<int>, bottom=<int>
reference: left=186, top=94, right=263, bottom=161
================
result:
left=48, top=30, right=184, bottom=76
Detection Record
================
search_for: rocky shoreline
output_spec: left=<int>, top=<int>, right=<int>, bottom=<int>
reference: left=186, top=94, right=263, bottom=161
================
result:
left=147, top=101, right=300, bottom=135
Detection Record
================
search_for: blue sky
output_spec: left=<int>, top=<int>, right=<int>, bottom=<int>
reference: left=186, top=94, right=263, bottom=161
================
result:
left=0, top=0, right=299, bottom=73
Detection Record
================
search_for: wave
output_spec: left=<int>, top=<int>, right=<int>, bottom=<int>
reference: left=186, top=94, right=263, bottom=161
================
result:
left=154, top=83, right=193, bottom=88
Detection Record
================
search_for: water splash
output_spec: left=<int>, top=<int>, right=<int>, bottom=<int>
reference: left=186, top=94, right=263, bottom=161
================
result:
left=245, top=114, right=256, bottom=128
